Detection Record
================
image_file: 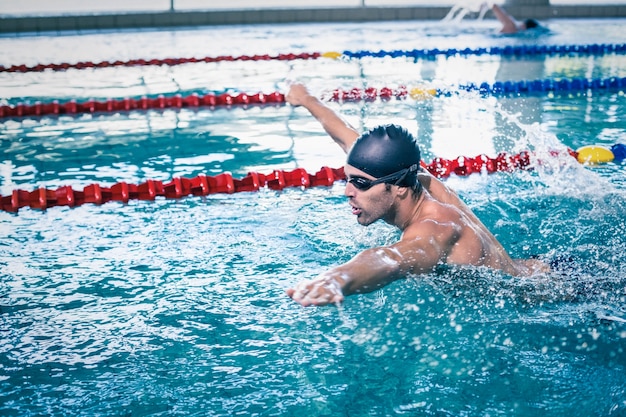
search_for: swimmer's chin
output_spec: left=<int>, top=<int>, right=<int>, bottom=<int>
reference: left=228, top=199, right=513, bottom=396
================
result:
left=349, top=205, right=376, bottom=226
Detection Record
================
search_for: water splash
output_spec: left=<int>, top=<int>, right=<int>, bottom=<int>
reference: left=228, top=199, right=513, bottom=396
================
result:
left=491, top=101, right=619, bottom=197
left=442, top=1, right=489, bottom=24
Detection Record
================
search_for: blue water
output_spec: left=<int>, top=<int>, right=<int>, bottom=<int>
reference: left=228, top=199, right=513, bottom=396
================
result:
left=1, top=18, right=626, bottom=416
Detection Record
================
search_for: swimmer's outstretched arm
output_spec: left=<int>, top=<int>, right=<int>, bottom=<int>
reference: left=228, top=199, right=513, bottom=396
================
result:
left=490, top=3, right=518, bottom=33
left=286, top=83, right=359, bottom=153
left=287, top=238, right=442, bottom=307
left=287, top=247, right=403, bottom=307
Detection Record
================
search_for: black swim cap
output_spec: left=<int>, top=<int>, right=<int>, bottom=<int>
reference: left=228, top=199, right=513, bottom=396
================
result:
left=524, top=18, right=539, bottom=29
left=346, top=124, right=421, bottom=187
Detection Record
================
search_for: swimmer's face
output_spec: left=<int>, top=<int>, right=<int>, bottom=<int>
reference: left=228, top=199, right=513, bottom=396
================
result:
left=344, top=165, right=397, bottom=227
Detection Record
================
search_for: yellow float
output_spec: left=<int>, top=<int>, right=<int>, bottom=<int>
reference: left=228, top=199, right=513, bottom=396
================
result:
left=576, top=145, right=615, bottom=165
left=409, top=87, right=437, bottom=100
left=321, top=51, right=343, bottom=59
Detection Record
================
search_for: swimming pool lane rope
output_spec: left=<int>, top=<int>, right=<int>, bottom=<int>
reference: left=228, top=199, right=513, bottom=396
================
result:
left=3, top=145, right=624, bottom=213
left=2, top=76, right=625, bottom=119
left=1, top=43, right=624, bottom=74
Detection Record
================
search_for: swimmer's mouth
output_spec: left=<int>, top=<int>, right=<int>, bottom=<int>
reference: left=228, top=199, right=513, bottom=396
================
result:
left=350, top=204, right=361, bottom=216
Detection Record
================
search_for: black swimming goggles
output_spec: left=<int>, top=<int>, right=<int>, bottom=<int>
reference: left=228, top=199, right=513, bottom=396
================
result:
left=347, top=164, right=419, bottom=191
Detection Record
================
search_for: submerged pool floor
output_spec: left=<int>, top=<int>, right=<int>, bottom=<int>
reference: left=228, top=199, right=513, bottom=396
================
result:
left=1, top=18, right=626, bottom=416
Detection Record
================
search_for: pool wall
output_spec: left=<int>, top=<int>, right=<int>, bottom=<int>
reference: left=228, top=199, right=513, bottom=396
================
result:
left=1, top=3, right=625, bottom=34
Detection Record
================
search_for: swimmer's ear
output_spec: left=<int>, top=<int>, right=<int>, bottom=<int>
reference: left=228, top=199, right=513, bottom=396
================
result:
left=395, top=185, right=411, bottom=199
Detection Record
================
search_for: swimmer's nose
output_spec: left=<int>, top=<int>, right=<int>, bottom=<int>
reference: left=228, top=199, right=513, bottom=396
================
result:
left=344, top=181, right=356, bottom=197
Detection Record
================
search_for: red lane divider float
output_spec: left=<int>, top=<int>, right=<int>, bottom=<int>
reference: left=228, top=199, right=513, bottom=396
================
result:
left=0, top=151, right=546, bottom=213
left=0, top=92, right=285, bottom=118
left=0, top=52, right=322, bottom=73
left=1, top=166, right=344, bottom=213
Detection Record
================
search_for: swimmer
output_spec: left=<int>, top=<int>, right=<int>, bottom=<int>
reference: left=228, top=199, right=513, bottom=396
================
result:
left=285, top=83, right=549, bottom=307
left=483, top=2, right=541, bottom=34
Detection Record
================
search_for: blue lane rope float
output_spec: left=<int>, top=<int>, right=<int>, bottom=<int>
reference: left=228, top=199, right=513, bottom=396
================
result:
left=458, top=77, right=626, bottom=96
left=337, top=43, right=626, bottom=60
left=2, top=43, right=625, bottom=74
left=2, top=76, right=625, bottom=119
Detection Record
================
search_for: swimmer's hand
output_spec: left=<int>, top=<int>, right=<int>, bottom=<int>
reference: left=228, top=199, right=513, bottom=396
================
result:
left=286, top=275, right=345, bottom=307
left=285, top=83, right=313, bottom=107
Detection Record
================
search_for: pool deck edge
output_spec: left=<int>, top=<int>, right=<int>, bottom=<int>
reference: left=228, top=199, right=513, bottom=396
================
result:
left=1, top=5, right=625, bottom=34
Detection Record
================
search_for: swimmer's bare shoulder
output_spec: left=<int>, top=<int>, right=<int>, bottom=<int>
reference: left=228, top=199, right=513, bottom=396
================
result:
left=418, top=170, right=475, bottom=217
left=419, top=169, right=550, bottom=277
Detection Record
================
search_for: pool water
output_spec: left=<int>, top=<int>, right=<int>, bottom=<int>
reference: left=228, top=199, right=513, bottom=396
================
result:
left=1, top=18, right=626, bottom=416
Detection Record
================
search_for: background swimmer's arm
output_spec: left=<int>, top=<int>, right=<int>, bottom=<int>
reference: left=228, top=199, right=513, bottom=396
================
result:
left=286, top=83, right=359, bottom=153
left=287, top=238, right=442, bottom=307
left=490, top=4, right=518, bottom=33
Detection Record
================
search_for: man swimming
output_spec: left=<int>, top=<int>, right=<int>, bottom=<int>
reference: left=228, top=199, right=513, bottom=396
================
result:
left=486, top=3, right=541, bottom=34
left=285, top=83, right=548, bottom=307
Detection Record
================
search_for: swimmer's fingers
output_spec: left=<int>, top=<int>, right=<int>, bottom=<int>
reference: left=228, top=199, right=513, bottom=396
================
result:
left=285, top=83, right=311, bottom=107
left=287, top=278, right=344, bottom=307
left=303, top=285, right=344, bottom=307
